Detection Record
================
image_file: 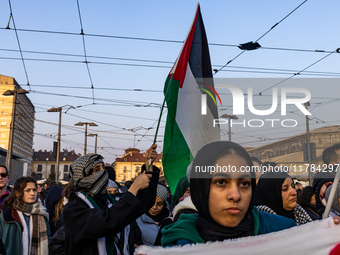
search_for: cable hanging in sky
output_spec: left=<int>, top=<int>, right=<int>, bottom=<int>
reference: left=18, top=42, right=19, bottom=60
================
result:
left=76, top=0, right=95, bottom=104
left=258, top=48, right=339, bottom=95
left=6, top=0, right=31, bottom=90
left=215, top=0, right=309, bottom=74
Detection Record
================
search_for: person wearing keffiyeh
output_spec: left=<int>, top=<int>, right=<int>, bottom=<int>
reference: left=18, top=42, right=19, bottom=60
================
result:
left=0, top=176, right=50, bottom=255
left=255, top=170, right=313, bottom=225
left=63, top=145, right=160, bottom=255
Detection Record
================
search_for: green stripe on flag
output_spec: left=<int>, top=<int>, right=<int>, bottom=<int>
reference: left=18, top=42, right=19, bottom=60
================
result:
left=163, top=77, right=192, bottom=194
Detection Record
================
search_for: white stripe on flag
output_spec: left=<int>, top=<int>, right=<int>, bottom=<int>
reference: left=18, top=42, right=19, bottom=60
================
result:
left=175, top=64, right=220, bottom=159
left=136, top=218, right=340, bottom=255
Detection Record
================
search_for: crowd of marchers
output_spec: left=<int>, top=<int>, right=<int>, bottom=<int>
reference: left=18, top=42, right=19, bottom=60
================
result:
left=0, top=143, right=339, bottom=254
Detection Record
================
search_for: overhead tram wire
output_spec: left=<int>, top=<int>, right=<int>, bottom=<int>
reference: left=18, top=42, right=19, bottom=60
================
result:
left=30, top=90, right=163, bottom=107
left=1, top=48, right=340, bottom=75
left=255, top=0, right=308, bottom=42
left=0, top=27, right=337, bottom=55
left=6, top=0, right=31, bottom=90
left=2, top=55, right=340, bottom=77
left=34, top=102, right=167, bottom=123
left=63, top=112, right=155, bottom=142
left=258, top=48, right=339, bottom=95
left=134, top=109, right=168, bottom=148
left=215, top=0, right=309, bottom=74
left=76, top=0, right=95, bottom=104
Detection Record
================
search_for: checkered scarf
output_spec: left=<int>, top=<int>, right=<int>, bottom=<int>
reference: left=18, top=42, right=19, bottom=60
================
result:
left=13, top=199, right=49, bottom=255
left=257, top=204, right=312, bottom=225
left=69, top=154, right=108, bottom=196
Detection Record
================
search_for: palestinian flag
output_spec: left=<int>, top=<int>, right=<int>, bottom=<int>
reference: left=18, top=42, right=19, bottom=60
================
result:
left=162, top=4, right=220, bottom=194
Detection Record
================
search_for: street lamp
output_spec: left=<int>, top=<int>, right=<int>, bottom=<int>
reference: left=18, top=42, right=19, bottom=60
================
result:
left=75, top=122, right=98, bottom=155
left=47, top=107, right=62, bottom=184
left=3, top=88, right=29, bottom=175
left=221, top=114, right=238, bottom=141
left=87, top=133, right=98, bottom=154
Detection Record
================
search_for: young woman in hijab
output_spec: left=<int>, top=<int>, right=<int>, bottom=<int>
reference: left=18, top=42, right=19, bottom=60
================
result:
left=136, top=184, right=170, bottom=246
left=297, top=186, right=319, bottom=220
left=256, top=171, right=313, bottom=225
left=161, top=141, right=297, bottom=247
left=324, top=184, right=340, bottom=218
left=63, top=145, right=160, bottom=255
left=0, top=176, right=50, bottom=255
left=107, top=179, right=121, bottom=195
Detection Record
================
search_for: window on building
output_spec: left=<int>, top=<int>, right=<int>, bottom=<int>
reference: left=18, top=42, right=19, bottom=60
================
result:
left=51, top=165, right=55, bottom=173
left=36, top=173, right=42, bottom=180
left=123, top=158, right=127, bottom=162
left=37, top=165, right=42, bottom=172
left=135, top=158, right=139, bottom=162
left=35, top=156, right=40, bottom=161
left=135, top=166, right=140, bottom=173
left=64, top=153, right=67, bottom=156
left=64, top=165, right=68, bottom=172
left=0, top=133, right=5, bottom=138
left=123, top=166, right=127, bottom=173
left=64, top=174, right=69, bottom=181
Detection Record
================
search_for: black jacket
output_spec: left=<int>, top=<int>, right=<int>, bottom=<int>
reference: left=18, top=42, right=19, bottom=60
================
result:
left=63, top=168, right=159, bottom=255
left=49, top=220, right=142, bottom=255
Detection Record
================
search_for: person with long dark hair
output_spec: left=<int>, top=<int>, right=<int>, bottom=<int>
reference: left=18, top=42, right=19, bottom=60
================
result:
left=0, top=176, right=50, bottom=255
left=136, top=184, right=170, bottom=246
left=297, top=186, right=319, bottom=220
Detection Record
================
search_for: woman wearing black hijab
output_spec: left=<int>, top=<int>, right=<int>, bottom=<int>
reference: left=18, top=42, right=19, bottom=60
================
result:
left=256, top=170, right=312, bottom=225
left=161, top=141, right=297, bottom=246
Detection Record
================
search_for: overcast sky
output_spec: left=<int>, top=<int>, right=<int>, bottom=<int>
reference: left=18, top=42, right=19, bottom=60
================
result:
left=0, top=0, right=339, bottom=163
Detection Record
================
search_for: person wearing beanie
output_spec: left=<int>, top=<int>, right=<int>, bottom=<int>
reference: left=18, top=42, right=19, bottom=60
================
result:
left=107, top=179, right=121, bottom=195
left=324, top=184, right=340, bottom=218
left=63, top=144, right=160, bottom=255
left=136, top=184, right=170, bottom=246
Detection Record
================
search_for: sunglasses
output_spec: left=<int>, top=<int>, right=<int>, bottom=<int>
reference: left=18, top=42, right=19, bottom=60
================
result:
left=0, top=173, right=8, bottom=178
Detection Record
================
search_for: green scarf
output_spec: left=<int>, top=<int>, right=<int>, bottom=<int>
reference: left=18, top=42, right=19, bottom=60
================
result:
left=161, top=206, right=260, bottom=246
left=82, top=192, right=124, bottom=255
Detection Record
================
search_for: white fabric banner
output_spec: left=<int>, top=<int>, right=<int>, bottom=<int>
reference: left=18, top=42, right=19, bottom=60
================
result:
left=136, top=218, right=340, bottom=255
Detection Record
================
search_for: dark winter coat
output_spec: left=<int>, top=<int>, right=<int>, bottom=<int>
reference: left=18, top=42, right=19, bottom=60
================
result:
left=63, top=168, right=159, bottom=255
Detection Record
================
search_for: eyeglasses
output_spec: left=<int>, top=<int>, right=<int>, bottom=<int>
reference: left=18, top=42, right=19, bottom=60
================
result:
left=0, top=173, right=8, bottom=178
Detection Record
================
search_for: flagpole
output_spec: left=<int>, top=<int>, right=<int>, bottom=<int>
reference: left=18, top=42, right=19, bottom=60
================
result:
left=146, top=73, right=174, bottom=172
left=323, top=163, right=340, bottom=218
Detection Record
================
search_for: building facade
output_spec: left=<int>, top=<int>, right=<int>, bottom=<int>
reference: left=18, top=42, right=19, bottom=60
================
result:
left=248, top=125, right=340, bottom=176
left=113, top=148, right=163, bottom=182
left=0, top=75, right=35, bottom=173
left=31, top=149, right=80, bottom=181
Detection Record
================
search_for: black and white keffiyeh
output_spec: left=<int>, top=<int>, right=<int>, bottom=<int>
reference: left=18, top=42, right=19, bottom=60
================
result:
left=257, top=204, right=312, bottom=225
left=69, top=154, right=108, bottom=196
